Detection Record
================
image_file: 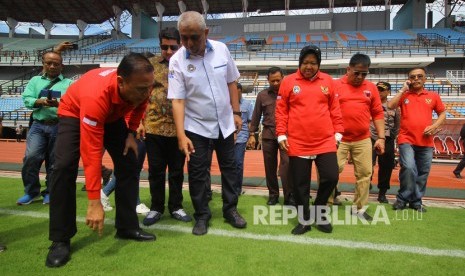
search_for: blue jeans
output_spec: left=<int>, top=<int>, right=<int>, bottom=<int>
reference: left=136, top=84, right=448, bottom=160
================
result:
left=103, top=138, right=146, bottom=204
left=397, top=144, right=433, bottom=207
left=234, top=142, right=247, bottom=195
left=21, top=121, right=58, bottom=196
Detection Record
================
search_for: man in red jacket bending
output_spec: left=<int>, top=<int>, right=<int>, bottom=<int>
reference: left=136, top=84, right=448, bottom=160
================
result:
left=46, top=53, right=156, bottom=268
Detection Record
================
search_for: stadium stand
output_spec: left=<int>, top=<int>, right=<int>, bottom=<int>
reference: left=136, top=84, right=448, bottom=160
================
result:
left=434, top=136, right=449, bottom=157
left=0, top=38, right=65, bottom=52
left=445, top=135, right=462, bottom=158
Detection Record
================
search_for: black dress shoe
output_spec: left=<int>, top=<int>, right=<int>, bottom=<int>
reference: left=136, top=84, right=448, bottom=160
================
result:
left=267, top=196, right=279, bottom=205
left=291, top=224, right=311, bottom=235
left=224, top=209, right=247, bottom=228
left=192, top=219, right=208, bottom=235
left=392, top=200, right=406, bottom=210
left=115, top=229, right=156, bottom=241
left=454, top=172, right=462, bottom=179
left=46, top=241, right=70, bottom=268
left=315, top=215, right=333, bottom=233
left=316, top=222, right=333, bottom=233
left=377, top=194, right=389, bottom=204
left=410, top=205, right=427, bottom=213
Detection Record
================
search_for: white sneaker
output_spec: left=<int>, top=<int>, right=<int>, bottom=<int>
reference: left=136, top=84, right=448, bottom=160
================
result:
left=100, top=190, right=113, bottom=212
left=136, top=203, right=150, bottom=215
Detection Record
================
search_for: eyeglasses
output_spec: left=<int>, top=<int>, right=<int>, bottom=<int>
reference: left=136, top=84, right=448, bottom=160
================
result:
left=181, top=34, right=201, bottom=42
left=377, top=87, right=388, bottom=92
left=409, top=74, right=425, bottom=80
left=160, top=45, right=180, bottom=51
left=353, top=71, right=369, bottom=77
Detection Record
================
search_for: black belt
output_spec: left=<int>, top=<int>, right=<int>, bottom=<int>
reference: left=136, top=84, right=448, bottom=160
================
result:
left=35, top=119, right=58, bottom=125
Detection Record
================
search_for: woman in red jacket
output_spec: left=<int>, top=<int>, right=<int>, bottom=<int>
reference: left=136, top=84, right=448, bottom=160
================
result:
left=275, top=45, right=344, bottom=235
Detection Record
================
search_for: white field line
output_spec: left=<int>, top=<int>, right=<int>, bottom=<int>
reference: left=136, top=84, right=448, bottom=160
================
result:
left=1, top=208, right=465, bottom=259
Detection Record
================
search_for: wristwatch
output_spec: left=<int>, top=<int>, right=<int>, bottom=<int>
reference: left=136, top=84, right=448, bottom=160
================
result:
left=233, top=111, right=241, bottom=116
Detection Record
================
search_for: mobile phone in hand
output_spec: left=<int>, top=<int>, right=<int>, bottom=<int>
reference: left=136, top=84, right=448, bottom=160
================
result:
left=47, top=90, right=52, bottom=100
left=407, top=80, right=412, bottom=90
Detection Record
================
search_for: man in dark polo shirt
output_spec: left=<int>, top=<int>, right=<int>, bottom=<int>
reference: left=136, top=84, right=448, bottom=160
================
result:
left=248, top=67, right=293, bottom=206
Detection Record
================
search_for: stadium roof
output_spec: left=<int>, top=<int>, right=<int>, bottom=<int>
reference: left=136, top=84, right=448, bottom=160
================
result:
left=0, top=0, right=431, bottom=25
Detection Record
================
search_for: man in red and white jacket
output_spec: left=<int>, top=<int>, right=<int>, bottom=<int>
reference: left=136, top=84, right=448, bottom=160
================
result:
left=46, top=53, right=156, bottom=268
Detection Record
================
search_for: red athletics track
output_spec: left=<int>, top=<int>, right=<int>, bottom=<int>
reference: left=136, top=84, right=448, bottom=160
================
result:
left=1, top=140, right=463, bottom=192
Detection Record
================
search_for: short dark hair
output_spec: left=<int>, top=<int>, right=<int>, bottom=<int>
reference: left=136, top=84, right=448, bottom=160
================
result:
left=142, top=51, right=155, bottom=58
left=267, top=67, right=283, bottom=78
left=41, top=50, right=62, bottom=63
left=407, top=67, right=426, bottom=76
left=349, top=53, right=371, bottom=67
left=117, top=52, right=154, bottom=79
left=159, top=27, right=180, bottom=44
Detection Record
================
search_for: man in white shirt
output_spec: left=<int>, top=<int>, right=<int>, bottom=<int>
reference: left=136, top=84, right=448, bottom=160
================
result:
left=168, top=11, right=247, bottom=235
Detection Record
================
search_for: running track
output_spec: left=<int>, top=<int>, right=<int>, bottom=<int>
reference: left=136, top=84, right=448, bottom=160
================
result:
left=1, top=140, right=463, bottom=194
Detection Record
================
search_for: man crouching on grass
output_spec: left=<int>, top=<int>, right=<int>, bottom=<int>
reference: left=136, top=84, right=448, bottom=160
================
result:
left=46, top=53, right=156, bottom=268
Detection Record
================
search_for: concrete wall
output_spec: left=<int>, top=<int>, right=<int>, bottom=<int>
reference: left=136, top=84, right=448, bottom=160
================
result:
left=132, top=11, right=158, bottom=39
left=393, top=0, right=426, bottom=30
left=162, top=11, right=389, bottom=36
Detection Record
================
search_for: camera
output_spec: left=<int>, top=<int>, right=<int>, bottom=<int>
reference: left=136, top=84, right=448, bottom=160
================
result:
left=72, top=43, right=79, bottom=50
left=40, top=89, right=61, bottom=100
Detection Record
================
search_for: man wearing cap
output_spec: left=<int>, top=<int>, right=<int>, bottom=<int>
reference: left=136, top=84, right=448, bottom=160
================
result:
left=276, top=45, right=343, bottom=235
left=388, top=67, right=446, bottom=212
left=370, top=82, right=400, bottom=203
left=333, top=53, right=385, bottom=221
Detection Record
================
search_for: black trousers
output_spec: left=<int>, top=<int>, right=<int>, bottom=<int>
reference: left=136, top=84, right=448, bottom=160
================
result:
left=49, top=117, right=140, bottom=242
left=186, top=130, right=238, bottom=221
left=145, top=133, right=185, bottom=214
left=290, top=153, right=338, bottom=221
left=454, top=140, right=465, bottom=174
left=261, top=138, right=292, bottom=200
left=372, top=137, right=395, bottom=191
